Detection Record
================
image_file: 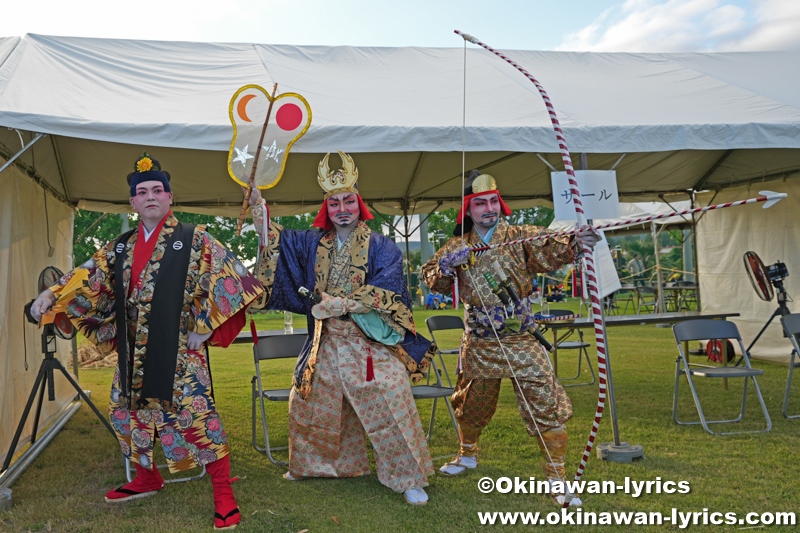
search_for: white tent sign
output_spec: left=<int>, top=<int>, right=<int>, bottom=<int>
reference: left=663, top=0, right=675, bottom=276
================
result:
left=591, top=230, right=622, bottom=299
left=551, top=170, right=620, bottom=222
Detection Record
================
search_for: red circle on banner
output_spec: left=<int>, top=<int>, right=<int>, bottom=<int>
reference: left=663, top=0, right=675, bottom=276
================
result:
left=275, top=103, right=303, bottom=131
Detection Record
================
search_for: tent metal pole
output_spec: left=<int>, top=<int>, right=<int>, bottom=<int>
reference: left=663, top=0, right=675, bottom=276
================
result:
left=402, top=203, right=413, bottom=293
left=419, top=215, right=430, bottom=299
left=693, top=150, right=732, bottom=191
left=691, top=191, right=701, bottom=310
left=652, top=221, right=666, bottom=312
left=50, top=135, right=70, bottom=200
left=0, top=133, right=46, bottom=175
left=0, top=400, right=81, bottom=488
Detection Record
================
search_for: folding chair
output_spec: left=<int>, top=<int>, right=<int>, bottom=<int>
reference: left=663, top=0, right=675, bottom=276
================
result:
left=664, top=283, right=680, bottom=312
left=549, top=309, right=595, bottom=387
left=418, top=315, right=462, bottom=444
left=251, top=333, right=309, bottom=465
left=602, top=291, right=620, bottom=316
left=779, top=314, right=800, bottom=419
left=637, top=287, right=658, bottom=314
left=671, top=320, right=771, bottom=436
left=676, top=281, right=697, bottom=311
left=615, top=284, right=636, bottom=314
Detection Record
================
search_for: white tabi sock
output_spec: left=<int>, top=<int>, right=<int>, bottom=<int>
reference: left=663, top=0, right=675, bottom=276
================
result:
left=404, top=487, right=429, bottom=505
left=545, top=477, right=583, bottom=507
left=439, top=453, right=478, bottom=475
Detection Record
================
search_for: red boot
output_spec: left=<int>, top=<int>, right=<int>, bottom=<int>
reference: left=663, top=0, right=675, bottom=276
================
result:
left=105, top=461, right=164, bottom=503
left=206, top=455, right=240, bottom=530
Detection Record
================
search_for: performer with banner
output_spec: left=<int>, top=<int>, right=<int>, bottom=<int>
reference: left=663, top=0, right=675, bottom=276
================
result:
left=30, top=153, right=263, bottom=530
left=421, top=170, right=599, bottom=506
left=246, top=150, right=436, bottom=505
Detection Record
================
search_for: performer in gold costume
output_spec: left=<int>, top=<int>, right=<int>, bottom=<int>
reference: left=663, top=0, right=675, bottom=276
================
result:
left=421, top=170, right=599, bottom=506
left=247, top=151, right=436, bottom=505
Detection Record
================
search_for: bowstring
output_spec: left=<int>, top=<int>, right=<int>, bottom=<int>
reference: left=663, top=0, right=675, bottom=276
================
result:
left=463, top=267, right=564, bottom=486
left=458, top=31, right=562, bottom=486
left=460, top=38, right=467, bottom=245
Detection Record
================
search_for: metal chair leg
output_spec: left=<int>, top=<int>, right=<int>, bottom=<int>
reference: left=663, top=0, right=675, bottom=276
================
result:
left=783, top=349, right=800, bottom=419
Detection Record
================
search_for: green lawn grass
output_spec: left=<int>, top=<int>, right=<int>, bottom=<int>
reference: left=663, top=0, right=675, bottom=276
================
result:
left=3, top=303, right=799, bottom=532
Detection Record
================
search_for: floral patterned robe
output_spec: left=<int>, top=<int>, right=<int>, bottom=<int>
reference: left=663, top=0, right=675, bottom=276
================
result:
left=49, top=213, right=263, bottom=471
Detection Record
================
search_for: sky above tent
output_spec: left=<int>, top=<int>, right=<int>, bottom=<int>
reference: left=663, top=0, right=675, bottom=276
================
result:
left=1, top=0, right=799, bottom=52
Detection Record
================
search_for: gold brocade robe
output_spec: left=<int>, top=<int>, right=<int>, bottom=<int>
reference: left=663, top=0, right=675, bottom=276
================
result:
left=422, top=219, right=575, bottom=379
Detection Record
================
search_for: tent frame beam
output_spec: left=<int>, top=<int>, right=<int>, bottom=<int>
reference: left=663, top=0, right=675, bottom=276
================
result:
left=0, top=132, right=45, bottom=175
left=0, top=137, right=72, bottom=207
left=693, top=150, right=732, bottom=191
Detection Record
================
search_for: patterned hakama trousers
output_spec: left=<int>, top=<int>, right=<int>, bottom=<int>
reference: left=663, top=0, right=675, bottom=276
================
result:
left=108, top=349, right=230, bottom=473
left=287, top=318, right=434, bottom=492
left=450, top=335, right=573, bottom=481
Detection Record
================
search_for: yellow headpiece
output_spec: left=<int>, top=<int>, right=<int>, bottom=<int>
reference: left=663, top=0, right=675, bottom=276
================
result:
left=317, top=150, right=359, bottom=200
left=470, top=173, right=498, bottom=194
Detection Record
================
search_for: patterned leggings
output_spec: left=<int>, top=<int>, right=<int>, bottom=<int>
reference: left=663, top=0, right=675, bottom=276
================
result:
left=450, top=374, right=572, bottom=480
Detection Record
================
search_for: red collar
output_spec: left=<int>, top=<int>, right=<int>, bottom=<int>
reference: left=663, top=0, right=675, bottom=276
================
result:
left=129, top=211, right=171, bottom=295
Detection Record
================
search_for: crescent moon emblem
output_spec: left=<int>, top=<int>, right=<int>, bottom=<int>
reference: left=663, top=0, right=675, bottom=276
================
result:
left=237, top=94, right=257, bottom=122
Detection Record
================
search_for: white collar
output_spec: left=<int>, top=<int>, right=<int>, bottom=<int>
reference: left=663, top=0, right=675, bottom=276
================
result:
left=142, top=224, right=157, bottom=242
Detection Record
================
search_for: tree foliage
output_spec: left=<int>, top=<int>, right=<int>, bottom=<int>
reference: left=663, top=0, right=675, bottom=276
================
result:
left=72, top=207, right=387, bottom=267
left=607, top=228, right=690, bottom=283
left=72, top=210, right=262, bottom=266
left=423, top=206, right=555, bottom=251
left=73, top=210, right=125, bottom=265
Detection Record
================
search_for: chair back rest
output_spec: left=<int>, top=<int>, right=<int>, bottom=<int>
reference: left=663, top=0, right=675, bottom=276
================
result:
left=673, top=319, right=740, bottom=343
left=253, top=334, right=309, bottom=363
left=426, top=314, right=465, bottom=333
left=425, top=315, right=464, bottom=386
left=781, top=314, right=800, bottom=338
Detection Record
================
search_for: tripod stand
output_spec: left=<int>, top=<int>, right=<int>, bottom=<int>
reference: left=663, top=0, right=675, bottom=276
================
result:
left=739, top=278, right=791, bottom=367
left=1, top=323, right=116, bottom=474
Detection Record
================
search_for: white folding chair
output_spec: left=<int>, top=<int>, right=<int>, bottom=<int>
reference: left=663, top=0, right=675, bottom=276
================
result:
left=671, top=320, right=771, bottom=436
left=779, top=314, right=800, bottom=419
left=251, top=333, right=309, bottom=465
left=418, top=315, right=462, bottom=445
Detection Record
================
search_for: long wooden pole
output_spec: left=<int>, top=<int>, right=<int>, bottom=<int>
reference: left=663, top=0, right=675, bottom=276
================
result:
left=236, top=83, right=279, bottom=235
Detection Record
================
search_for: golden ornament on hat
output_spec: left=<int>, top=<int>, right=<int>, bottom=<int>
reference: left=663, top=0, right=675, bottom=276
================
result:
left=471, top=173, right=497, bottom=194
left=317, top=150, right=359, bottom=199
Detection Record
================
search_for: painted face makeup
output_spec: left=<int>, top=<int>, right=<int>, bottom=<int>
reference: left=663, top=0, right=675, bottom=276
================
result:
left=130, top=181, right=173, bottom=225
left=326, top=192, right=360, bottom=228
left=467, top=193, right=501, bottom=232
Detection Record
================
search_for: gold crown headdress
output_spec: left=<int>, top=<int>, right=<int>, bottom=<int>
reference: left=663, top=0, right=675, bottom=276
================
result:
left=317, top=150, right=359, bottom=199
left=469, top=173, right=497, bottom=194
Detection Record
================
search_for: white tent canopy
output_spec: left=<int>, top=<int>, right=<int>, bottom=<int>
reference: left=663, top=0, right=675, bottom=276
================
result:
left=2, top=36, right=800, bottom=463
left=1, top=34, right=799, bottom=217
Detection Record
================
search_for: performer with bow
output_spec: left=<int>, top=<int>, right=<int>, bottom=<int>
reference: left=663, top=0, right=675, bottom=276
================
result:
left=30, top=153, right=263, bottom=530
left=247, top=150, right=436, bottom=505
left=421, top=170, right=599, bottom=506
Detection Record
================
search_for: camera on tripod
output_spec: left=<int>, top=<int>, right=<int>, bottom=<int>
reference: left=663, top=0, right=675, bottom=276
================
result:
left=766, top=261, right=789, bottom=284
